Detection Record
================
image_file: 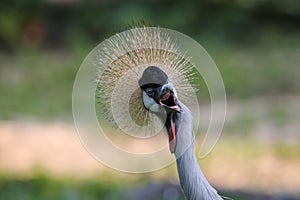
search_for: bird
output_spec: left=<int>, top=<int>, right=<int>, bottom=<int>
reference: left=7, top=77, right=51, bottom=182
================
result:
left=138, top=66, right=223, bottom=200
left=95, top=27, right=223, bottom=200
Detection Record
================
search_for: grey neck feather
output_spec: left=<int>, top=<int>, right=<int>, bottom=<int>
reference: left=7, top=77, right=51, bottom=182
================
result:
left=174, top=103, right=223, bottom=200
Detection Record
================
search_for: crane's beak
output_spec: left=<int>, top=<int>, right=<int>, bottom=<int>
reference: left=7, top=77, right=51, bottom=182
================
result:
left=158, top=83, right=182, bottom=153
left=158, top=83, right=182, bottom=113
left=159, top=91, right=181, bottom=113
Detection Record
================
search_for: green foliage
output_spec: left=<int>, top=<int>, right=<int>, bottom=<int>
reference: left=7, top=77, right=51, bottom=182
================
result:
left=0, top=175, right=123, bottom=200
left=0, top=49, right=84, bottom=119
left=0, top=0, right=300, bottom=49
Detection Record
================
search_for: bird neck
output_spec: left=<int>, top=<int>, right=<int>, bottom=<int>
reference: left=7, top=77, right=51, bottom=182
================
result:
left=175, top=103, right=222, bottom=200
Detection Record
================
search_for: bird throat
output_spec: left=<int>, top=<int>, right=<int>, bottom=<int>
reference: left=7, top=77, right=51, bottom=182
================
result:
left=168, top=113, right=176, bottom=153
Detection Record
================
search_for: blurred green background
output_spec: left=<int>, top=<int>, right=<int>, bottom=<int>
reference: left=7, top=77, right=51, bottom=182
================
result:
left=0, top=0, right=300, bottom=199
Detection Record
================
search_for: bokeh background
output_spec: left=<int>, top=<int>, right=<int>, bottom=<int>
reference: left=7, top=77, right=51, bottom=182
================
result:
left=1, top=0, right=300, bottom=199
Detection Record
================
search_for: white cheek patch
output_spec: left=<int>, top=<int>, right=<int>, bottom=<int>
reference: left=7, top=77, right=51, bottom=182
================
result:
left=142, top=92, right=160, bottom=112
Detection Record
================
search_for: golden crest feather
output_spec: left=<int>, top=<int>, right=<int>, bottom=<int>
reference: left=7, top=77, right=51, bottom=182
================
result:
left=95, top=27, right=198, bottom=138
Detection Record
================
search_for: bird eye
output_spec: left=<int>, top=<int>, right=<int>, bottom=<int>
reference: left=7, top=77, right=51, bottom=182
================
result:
left=145, top=88, right=153, bottom=97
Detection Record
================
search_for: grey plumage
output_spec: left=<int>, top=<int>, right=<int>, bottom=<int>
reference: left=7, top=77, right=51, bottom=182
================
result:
left=175, top=103, right=223, bottom=200
left=139, top=67, right=223, bottom=199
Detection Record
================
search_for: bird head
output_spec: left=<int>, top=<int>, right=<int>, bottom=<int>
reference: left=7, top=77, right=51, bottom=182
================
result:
left=139, top=66, right=182, bottom=153
left=96, top=28, right=198, bottom=155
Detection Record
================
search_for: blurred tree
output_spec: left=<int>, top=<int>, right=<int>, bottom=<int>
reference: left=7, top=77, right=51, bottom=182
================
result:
left=0, top=0, right=299, bottom=51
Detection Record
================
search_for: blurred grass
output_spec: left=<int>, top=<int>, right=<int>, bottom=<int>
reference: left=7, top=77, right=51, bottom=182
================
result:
left=0, top=173, right=123, bottom=200
left=0, top=36, right=92, bottom=120
left=0, top=176, right=298, bottom=200
left=204, top=30, right=300, bottom=98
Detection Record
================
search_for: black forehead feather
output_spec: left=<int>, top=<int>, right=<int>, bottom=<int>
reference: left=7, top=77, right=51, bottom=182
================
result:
left=138, top=66, right=168, bottom=90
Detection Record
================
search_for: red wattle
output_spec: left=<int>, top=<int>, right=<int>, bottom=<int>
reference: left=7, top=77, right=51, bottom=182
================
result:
left=168, top=116, right=176, bottom=153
